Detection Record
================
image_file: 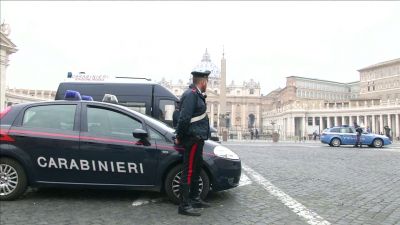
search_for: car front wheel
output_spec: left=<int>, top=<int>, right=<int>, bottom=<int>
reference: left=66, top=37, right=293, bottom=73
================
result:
left=372, top=139, right=383, bottom=148
left=330, top=138, right=341, bottom=147
left=164, top=165, right=210, bottom=204
left=0, top=158, right=27, bottom=201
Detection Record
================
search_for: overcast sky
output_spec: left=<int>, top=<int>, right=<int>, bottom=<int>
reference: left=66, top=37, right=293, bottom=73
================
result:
left=1, top=1, right=400, bottom=94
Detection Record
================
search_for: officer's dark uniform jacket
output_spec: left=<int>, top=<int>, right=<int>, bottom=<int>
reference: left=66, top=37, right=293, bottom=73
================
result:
left=176, top=84, right=210, bottom=140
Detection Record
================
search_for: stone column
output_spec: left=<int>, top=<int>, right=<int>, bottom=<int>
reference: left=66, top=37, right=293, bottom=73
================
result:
left=284, top=118, right=288, bottom=140
left=217, top=104, right=220, bottom=129
left=231, top=104, right=235, bottom=127
left=256, top=105, right=260, bottom=130
left=291, top=116, right=295, bottom=137
left=210, top=103, right=214, bottom=127
left=219, top=54, right=227, bottom=115
left=372, top=115, right=376, bottom=133
left=0, top=27, right=18, bottom=110
left=334, top=116, right=338, bottom=127
left=380, top=114, right=384, bottom=134
left=388, top=114, right=392, bottom=130
left=242, top=104, right=246, bottom=131
left=327, top=116, right=331, bottom=128
left=396, top=114, right=399, bottom=140
left=319, top=116, right=323, bottom=130
left=304, top=115, right=307, bottom=138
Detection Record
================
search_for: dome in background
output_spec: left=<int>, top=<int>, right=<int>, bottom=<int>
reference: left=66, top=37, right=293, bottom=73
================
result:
left=192, top=49, right=220, bottom=79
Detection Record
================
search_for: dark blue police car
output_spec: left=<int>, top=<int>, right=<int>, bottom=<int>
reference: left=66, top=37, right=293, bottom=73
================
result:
left=0, top=91, right=241, bottom=203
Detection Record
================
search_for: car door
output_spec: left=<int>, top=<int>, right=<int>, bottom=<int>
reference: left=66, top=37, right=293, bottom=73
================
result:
left=78, top=103, right=160, bottom=186
left=339, top=127, right=356, bottom=145
left=9, top=103, right=81, bottom=183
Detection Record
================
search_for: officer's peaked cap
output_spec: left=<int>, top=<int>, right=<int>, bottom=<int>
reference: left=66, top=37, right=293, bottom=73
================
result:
left=191, top=70, right=211, bottom=78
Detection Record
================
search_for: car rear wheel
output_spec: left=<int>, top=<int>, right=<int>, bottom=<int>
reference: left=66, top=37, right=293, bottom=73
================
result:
left=330, top=138, right=341, bottom=147
left=0, top=158, right=27, bottom=201
left=372, top=139, right=383, bottom=148
left=164, top=165, right=210, bottom=204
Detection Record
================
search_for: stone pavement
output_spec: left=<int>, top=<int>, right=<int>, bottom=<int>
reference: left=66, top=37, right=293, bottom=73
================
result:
left=1, top=142, right=399, bottom=225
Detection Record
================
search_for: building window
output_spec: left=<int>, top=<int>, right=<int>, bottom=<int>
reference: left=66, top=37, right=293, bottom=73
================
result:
left=308, top=117, right=313, bottom=126
left=315, top=117, right=320, bottom=126
left=250, top=89, right=254, bottom=94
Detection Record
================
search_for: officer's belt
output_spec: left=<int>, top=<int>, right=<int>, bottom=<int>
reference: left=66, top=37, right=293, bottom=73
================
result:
left=190, top=112, right=207, bottom=123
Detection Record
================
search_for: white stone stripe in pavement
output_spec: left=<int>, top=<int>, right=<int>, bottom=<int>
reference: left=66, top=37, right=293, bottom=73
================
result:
left=242, top=163, right=331, bottom=225
left=238, top=173, right=252, bottom=187
left=132, top=197, right=163, bottom=207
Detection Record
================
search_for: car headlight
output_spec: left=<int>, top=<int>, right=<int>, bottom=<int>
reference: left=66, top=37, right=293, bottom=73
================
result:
left=213, top=146, right=239, bottom=160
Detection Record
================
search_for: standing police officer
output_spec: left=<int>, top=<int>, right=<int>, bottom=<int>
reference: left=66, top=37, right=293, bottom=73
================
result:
left=354, top=121, right=362, bottom=148
left=175, top=70, right=211, bottom=216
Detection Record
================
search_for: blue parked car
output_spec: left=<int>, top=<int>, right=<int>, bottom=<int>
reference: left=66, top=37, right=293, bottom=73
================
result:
left=320, top=126, right=391, bottom=148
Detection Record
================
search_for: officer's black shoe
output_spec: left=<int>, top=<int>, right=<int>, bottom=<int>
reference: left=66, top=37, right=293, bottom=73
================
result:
left=353, top=145, right=358, bottom=148
left=191, top=197, right=211, bottom=208
left=178, top=205, right=202, bottom=216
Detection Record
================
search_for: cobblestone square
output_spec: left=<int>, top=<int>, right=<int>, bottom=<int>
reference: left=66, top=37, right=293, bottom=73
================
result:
left=1, top=142, right=399, bottom=225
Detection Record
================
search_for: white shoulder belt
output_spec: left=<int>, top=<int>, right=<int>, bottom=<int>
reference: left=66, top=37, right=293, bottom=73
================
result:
left=190, top=112, right=207, bottom=123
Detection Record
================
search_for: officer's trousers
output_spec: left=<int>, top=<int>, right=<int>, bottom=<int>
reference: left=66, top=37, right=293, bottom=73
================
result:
left=180, top=137, right=204, bottom=206
left=355, top=134, right=361, bottom=146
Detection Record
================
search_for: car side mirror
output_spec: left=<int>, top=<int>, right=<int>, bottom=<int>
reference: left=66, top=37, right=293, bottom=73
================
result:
left=132, top=129, right=151, bottom=146
left=132, top=129, right=148, bottom=139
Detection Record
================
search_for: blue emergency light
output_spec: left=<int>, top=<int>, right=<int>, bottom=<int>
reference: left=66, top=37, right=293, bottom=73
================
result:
left=81, top=95, right=94, bottom=101
left=64, top=90, right=82, bottom=101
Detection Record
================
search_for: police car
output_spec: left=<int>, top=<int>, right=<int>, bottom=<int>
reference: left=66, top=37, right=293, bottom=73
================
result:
left=320, top=125, right=392, bottom=148
left=0, top=91, right=241, bottom=203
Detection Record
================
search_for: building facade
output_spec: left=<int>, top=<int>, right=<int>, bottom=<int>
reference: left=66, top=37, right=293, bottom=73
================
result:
left=262, top=58, right=400, bottom=140
left=5, top=88, right=56, bottom=106
left=0, top=22, right=18, bottom=110
left=358, top=58, right=400, bottom=100
left=160, top=49, right=266, bottom=139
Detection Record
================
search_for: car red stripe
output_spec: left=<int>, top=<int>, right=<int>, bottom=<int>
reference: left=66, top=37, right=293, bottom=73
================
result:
left=7, top=129, right=211, bottom=155
left=187, top=143, right=198, bottom=185
left=9, top=129, right=79, bottom=139
left=80, top=135, right=139, bottom=145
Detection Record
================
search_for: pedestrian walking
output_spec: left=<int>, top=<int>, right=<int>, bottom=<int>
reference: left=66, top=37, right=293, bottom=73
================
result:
left=313, top=130, right=317, bottom=141
left=175, top=69, right=211, bottom=216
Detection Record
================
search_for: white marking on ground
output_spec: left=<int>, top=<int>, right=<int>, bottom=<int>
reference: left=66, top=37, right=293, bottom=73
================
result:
left=132, top=197, right=163, bottom=207
left=242, top=163, right=331, bottom=225
left=371, top=147, right=400, bottom=153
left=238, top=173, right=252, bottom=187
left=132, top=199, right=149, bottom=206
left=225, top=144, right=323, bottom=148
